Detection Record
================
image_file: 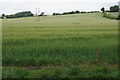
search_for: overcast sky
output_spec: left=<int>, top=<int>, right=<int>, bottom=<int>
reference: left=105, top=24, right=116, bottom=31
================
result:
left=0, top=0, right=119, bottom=15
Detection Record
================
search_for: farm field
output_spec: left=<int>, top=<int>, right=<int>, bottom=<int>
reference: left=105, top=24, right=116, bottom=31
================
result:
left=2, top=13, right=118, bottom=78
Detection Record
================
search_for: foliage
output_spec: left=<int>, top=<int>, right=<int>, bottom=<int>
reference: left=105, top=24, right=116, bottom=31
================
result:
left=63, top=11, right=76, bottom=15
left=88, top=11, right=100, bottom=13
left=110, top=5, right=119, bottom=12
left=53, top=10, right=100, bottom=16
left=53, top=10, right=80, bottom=15
left=53, top=13, right=62, bottom=15
left=39, top=12, right=45, bottom=16
left=5, top=11, right=34, bottom=19
left=0, top=14, right=5, bottom=19
left=101, top=7, right=105, bottom=13
left=6, top=15, right=17, bottom=19
left=2, top=14, right=5, bottom=17
left=15, top=11, right=34, bottom=18
left=81, top=11, right=87, bottom=13
left=75, top=10, right=80, bottom=13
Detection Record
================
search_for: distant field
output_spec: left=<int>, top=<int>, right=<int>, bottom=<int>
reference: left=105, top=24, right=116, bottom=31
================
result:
left=2, top=13, right=118, bottom=78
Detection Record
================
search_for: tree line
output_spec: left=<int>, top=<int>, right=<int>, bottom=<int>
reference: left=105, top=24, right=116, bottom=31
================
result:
left=101, top=5, right=119, bottom=13
left=1, top=10, right=100, bottom=19
left=1, top=11, right=47, bottom=19
left=53, top=10, right=99, bottom=16
left=1, top=11, right=34, bottom=19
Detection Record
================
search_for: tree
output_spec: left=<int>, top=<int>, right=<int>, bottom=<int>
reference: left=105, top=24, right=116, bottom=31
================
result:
left=53, top=13, right=62, bottom=15
left=6, top=15, right=17, bottom=19
left=39, top=12, right=44, bottom=16
left=76, top=10, right=80, bottom=13
left=114, top=5, right=119, bottom=11
left=110, top=5, right=119, bottom=12
left=101, top=7, right=105, bottom=13
left=15, top=11, right=34, bottom=17
left=2, top=14, right=5, bottom=17
left=1, top=14, right=5, bottom=19
left=53, top=13, right=56, bottom=16
left=81, top=11, right=86, bottom=13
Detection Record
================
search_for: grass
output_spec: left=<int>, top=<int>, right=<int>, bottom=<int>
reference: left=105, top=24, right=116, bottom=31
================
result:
left=103, top=12, right=118, bottom=19
left=2, top=13, right=118, bottom=78
left=2, top=65, right=118, bottom=78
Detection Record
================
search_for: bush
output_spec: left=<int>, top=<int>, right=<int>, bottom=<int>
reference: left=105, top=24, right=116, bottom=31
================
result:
left=53, top=13, right=62, bottom=16
left=81, top=11, right=87, bottom=13
left=6, top=15, right=17, bottom=19
left=6, top=11, right=34, bottom=19
left=88, top=11, right=100, bottom=13
left=53, top=10, right=80, bottom=16
left=15, top=11, right=33, bottom=18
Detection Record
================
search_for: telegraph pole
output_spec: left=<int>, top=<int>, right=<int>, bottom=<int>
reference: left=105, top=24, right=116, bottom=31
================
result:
left=36, top=8, right=40, bottom=21
left=38, top=8, right=40, bottom=20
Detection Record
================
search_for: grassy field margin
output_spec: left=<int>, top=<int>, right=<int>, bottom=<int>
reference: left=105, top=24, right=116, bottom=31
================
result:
left=103, top=12, right=118, bottom=19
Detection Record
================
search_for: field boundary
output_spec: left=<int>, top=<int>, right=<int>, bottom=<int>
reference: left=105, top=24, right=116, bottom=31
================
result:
left=103, top=12, right=118, bottom=20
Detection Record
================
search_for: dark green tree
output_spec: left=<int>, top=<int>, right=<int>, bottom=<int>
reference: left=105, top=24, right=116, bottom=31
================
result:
left=53, top=13, right=55, bottom=16
left=39, top=12, right=44, bottom=16
left=6, top=15, right=17, bottom=19
left=110, top=5, right=119, bottom=12
left=76, top=10, right=80, bottom=13
left=15, top=11, right=34, bottom=17
left=1, top=14, right=5, bottom=19
left=101, top=7, right=105, bottom=13
left=2, top=14, right=5, bottom=17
